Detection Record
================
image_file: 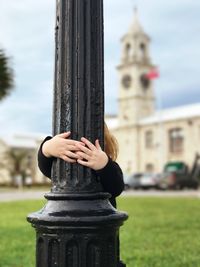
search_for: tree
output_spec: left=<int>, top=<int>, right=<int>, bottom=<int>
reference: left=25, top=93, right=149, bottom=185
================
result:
left=0, top=49, right=14, bottom=101
left=6, top=148, right=29, bottom=185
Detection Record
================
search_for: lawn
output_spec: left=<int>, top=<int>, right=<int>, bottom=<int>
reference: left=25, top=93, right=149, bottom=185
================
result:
left=0, top=197, right=200, bottom=267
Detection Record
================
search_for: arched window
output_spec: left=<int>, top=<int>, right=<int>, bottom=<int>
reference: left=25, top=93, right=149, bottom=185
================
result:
left=139, top=42, right=146, bottom=59
left=125, top=43, right=132, bottom=58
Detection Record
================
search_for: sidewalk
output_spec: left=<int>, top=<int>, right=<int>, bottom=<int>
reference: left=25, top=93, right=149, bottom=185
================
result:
left=0, top=189, right=200, bottom=202
left=0, top=190, right=47, bottom=202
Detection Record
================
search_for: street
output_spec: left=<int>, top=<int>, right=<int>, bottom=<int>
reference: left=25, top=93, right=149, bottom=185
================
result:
left=0, top=189, right=200, bottom=202
left=122, top=189, right=200, bottom=198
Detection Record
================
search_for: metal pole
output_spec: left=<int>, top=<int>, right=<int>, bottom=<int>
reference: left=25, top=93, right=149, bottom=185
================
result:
left=27, top=1, right=128, bottom=266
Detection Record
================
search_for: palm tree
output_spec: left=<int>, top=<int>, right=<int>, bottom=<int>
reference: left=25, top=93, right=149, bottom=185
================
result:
left=0, top=49, right=14, bottom=101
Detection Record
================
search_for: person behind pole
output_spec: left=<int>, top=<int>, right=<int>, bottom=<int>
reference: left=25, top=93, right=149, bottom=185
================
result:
left=37, top=123, right=126, bottom=267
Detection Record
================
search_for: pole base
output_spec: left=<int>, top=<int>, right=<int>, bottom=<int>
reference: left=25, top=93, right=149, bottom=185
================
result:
left=27, top=192, right=128, bottom=267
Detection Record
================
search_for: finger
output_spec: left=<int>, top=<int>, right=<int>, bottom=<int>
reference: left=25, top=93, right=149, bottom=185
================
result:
left=58, top=132, right=71, bottom=138
left=65, top=140, right=85, bottom=146
left=62, top=155, right=76, bottom=163
left=75, top=143, right=93, bottom=155
left=65, top=151, right=80, bottom=159
left=76, top=151, right=90, bottom=160
left=77, top=159, right=90, bottom=167
left=81, top=137, right=96, bottom=151
left=95, top=139, right=102, bottom=150
left=66, top=145, right=81, bottom=151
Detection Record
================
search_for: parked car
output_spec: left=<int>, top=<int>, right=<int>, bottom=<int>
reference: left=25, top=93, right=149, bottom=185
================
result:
left=124, top=173, right=159, bottom=190
left=157, top=155, right=200, bottom=190
left=124, top=173, right=142, bottom=190
left=140, top=173, right=159, bottom=189
left=157, top=171, right=199, bottom=190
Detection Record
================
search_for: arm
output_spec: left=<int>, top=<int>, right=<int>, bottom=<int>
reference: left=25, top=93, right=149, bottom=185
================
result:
left=75, top=137, right=124, bottom=198
left=38, top=132, right=83, bottom=178
left=38, top=136, right=54, bottom=178
left=38, top=135, right=124, bottom=198
left=96, top=158, right=124, bottom=198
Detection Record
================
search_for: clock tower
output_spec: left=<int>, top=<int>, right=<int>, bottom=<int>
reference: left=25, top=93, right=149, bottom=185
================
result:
left=117, top=9, right=155, bottom=126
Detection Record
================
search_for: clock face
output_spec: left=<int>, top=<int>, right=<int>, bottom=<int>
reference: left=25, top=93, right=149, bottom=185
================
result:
left=122, top=75, right=132, bottom=89
left=140, top=74, right=150, bottom=89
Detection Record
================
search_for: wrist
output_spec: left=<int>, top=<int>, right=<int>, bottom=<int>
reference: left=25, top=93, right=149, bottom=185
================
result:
left=95, top=156, right=112, bottom=174
left=95, top=153, right=109, bottom=171
left=42, top=140, right=52, bottom=158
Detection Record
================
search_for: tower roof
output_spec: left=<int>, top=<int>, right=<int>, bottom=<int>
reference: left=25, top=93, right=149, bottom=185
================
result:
left=129, top=7, right=144, bottom=34
left=121, top=8, right=149, bottom=41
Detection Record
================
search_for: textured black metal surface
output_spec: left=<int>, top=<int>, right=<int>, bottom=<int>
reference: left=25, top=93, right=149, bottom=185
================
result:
left=35, top=228, right=119, bottom=267
left=52, top=0, right=104, bottom=194
left=27, top=1, right=128, bottom=266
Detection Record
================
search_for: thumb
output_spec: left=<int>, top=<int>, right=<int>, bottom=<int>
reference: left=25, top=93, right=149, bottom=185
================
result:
left=95, top=139, right=102, bottom=150
left=58, top=131, right=71, bottom=139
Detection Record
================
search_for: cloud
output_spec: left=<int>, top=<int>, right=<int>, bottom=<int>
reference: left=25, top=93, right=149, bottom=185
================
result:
left=0, top=0, right=199, bottom=135
left=104, top=0, right=200, bottom=113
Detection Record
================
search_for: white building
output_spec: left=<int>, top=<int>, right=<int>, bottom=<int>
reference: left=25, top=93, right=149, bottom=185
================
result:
left=106, top=11, right=200, bottom=175
left=0, top=133, right=49, bottom=185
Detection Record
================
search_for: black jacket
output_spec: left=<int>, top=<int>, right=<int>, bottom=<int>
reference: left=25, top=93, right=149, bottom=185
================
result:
left=38, top=137, right=124, bottom=208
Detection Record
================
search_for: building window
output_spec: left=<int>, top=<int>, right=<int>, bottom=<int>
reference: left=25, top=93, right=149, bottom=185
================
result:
left=146, top=163, right=154, bottom=173
left=140, top=43, right=145, bottom=50
left=140, top=43, right=146, bottom=58
left=125, top=43, right=132, bottom=58
left=145, top=130, right=153, bottom=148
left=169, top=128, right=184, bottom=153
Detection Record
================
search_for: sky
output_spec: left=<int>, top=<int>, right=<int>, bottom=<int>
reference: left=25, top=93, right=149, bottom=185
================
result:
left=0, top=0, right=200, bottom=135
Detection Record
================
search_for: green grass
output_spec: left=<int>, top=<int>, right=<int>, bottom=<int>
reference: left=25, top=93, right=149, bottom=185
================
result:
left=0, top=197, right=200, bottom=267
left=118, top=197, right=200, bottom=267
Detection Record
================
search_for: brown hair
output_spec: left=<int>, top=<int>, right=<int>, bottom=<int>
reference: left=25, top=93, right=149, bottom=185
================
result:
left=104, top=123, right=118, bottom=161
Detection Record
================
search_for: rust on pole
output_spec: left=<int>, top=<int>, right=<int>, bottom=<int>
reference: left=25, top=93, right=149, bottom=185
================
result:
left=27, top=0, right=127, bottom=266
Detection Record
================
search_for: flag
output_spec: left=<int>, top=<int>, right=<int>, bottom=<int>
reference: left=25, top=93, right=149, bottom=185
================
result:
left=145, top=68, right=159, bottom=80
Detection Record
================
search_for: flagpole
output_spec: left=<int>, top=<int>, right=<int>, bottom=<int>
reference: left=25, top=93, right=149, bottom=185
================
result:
left=146, top=67, right=163, bottom=173
left=156, top=70, right=165, bottom=173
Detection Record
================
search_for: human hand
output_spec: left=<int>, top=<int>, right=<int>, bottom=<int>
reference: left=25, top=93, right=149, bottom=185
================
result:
left=75, top=137, right=108, bottom=170
left=42, top=132, right=84, bottom=163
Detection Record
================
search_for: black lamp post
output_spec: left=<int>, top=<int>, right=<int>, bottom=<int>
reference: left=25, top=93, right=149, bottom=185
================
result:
left=27, top=0, right=128, bottom=266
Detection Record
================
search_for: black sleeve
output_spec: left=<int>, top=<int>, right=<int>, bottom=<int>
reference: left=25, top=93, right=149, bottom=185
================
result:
left=38, top=136, right=54, bottom=178
left=95, top=157, right=124, bottom=198
left=38, top=137, right=124, bottom=198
